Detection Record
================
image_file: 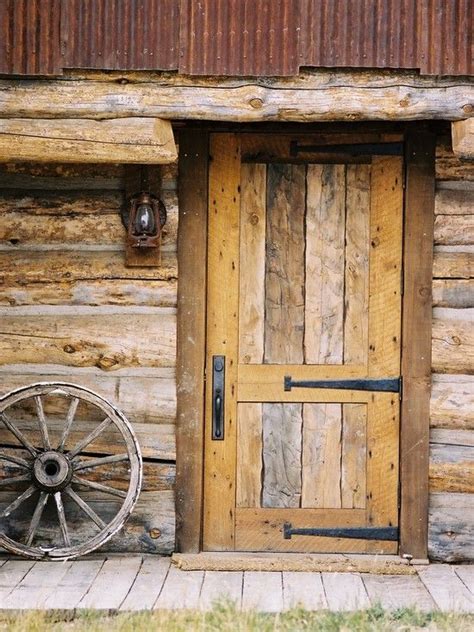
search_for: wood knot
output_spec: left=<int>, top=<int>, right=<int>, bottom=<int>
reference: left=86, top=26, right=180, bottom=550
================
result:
left=63, top=344, right=76, bottom=354
left=149, top=528, right=161, bottom=539
left=250, top=213, right=260, bottom=225
left=96, top=355, right=120, bottom=370
left=462, top=104, right=474, bottom=114
left=399, top=97, right=410, bottom=108
left=249, top=97, right=264, bottom=109
left=451, top=335, right=462, bottom=345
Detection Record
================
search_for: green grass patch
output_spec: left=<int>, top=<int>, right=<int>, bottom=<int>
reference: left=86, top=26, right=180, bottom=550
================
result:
left=0, top=602, right=473, bottom=632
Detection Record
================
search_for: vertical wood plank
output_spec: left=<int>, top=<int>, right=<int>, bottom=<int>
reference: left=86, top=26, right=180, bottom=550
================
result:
left=368, top=156, right=403, bottom=377
left=366, top=393, right=399, bottom=554
left=176, top=129, right=209, bottom=553
left=239, top=163, right=266, bottom=364
left=262, top=403, right=302, bottom=507
left=344, top=164, right=370, bottom=366
left=305, top=164, right=346, bottom=364
left=236, top=164, right=266, bottom=510
left=341, top=403, right=367, bottom=509
left=302, top=403, right=342, bottom=508
left=262, top=164, right=305, bottom=509
left=400, top=130, right=436, bottom=560
left=203, top=134, right=241, bottom=550
left=236, top=403, right=263, bottom=507
left=264, top=163, right=306, bottom=364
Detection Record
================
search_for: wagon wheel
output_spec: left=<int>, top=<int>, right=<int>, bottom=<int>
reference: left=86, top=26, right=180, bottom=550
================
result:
left=0, top=383, right=142, bottom=560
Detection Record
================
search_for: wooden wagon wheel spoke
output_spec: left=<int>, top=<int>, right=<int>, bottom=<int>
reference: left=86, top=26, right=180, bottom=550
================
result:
left=0, top=474, right=31, bottom=487
left=64, top=487, right=106, bottom=530
left=57, top=397, right=79, bottom=452
left=67, top=417, right=112, bottom=459
left=0, top=451, right=30, bottom=469
left=34, top=396, right=51, bottom=451
left=72, top=475, right=127, bottom=499
left=0, top=412, right=38, bottom=457
left=54, top=492, right=71, bottom=547
left=26, top=491, right=49, bottom=546
left=0, top=485, right=37, bottom=518
left=73, top=453, right=129, bottom=471
left=0, top=382, right=142, bottom=560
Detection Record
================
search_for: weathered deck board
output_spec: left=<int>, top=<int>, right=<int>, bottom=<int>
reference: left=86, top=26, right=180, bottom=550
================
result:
left=154, top=566, right=204, bottom=609
left=418, top=566, right=474, bottom=612
left=78, top=557, right=142, bottom=609
left=363, top=575, right=436, bottom=611
left=322, top=572, right=370, bottom=611
left=242, top=571, right=283, bottom=612
left=454, top=565, right=474, bottom=595
left=43, top=560, right=104, bottom=609
left=120, top=557, right=171, bottom=611
left=2, top=561, right=72, bottom=609
left=282, top=571, right=327, bottom=610
left=0, top=560, right=35, bottom=603
left=199, top=571, right=243, bottom=610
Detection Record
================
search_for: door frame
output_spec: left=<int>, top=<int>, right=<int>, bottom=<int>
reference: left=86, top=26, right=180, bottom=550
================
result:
left=176, top=124, right=436, bottom=560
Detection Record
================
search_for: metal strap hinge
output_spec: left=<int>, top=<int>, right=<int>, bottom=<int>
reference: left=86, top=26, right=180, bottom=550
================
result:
left=283, top=523, right=399, bottom=541
left=284, top=377, right=400, bottom=393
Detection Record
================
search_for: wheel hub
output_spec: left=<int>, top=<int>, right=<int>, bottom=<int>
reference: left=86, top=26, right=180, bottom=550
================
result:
left=32, top=451, right=73, bottom=492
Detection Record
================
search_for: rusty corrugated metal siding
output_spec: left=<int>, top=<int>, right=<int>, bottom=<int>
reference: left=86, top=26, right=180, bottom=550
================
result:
left=0, top=0, right=62, bottom=75
left=0, top=0, right=471, bottom=77
left=62, top=0, right=179, bottom=70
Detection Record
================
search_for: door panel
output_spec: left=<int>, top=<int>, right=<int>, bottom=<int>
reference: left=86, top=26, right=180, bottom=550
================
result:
left=204, top=133, right=403, bottom=553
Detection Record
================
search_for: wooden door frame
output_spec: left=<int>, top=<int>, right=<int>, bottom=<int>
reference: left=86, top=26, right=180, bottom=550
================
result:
left=176, top=125, right=436, bottom=558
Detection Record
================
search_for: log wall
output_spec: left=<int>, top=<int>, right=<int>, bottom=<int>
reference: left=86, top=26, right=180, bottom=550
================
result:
left=429, top=137, right=474, bottom=561
left=0, top=160, right=178, bottom=554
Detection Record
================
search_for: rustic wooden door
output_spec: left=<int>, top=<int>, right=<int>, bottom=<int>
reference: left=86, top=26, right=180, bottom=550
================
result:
left=203, top=133, right=404, bottom=553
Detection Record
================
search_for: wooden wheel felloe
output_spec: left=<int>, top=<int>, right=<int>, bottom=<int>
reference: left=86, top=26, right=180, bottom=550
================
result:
left=0, top=383, right=142, bottom=560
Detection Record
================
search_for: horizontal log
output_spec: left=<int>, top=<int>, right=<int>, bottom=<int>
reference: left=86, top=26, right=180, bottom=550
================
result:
left=432, top=247, right=474, bottom=279
left=432, top=280, right=474, bottom=308
left=430, top=374, right=474, bottom=430
left=0, top=490, right=175, bottom=555
left=434, top=215, right=474, bottom=246
left=0, top=311, right=176, bottom=370
left=0, top=118, right=177, bottom=164
left=0, top=418, right=175, bottom=461
left=435, top=188, right=474, bottom=215
left=0, top=372, right=176, bottom=425
left=0, top=191, right=178, bottom=248
left=432, top=308, right=474, bottom=374
left=430, top=428, right=474, bottom=447
left=452, top=119, right=474, bottom=160
left=0, top=73, right=472, bottom=122
left=429, top=492, right=474, bottom=562
left=430, top=443, right=474, bottom=494
left=436, top=139, right=474, bottom=181
left=0, top=250, right=177, bottom=284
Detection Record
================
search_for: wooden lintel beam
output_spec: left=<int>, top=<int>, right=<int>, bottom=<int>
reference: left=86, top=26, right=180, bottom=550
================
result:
left=0, top=117, right=177, bottom=163
left=452, top=119, right=474, bottom=159
left=0, top=73, right=472, bottom=122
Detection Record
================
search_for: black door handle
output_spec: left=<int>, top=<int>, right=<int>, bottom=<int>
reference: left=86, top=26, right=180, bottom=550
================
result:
left=212, top=356, right=225, bottom=440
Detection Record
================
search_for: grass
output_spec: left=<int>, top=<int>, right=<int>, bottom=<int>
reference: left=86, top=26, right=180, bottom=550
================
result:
left=0, top=602, right=473, bottom=632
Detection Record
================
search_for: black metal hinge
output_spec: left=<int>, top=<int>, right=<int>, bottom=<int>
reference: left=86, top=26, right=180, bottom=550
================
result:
left=283, top=523, right=399, bottom=541
left=284, top=376, right=400, bottom=393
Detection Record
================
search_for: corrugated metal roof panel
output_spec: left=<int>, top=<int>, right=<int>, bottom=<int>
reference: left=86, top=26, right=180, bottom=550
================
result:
left=62, top=0, right=179, bottom=70
left=0, top=0, right=62, bottom=75
left=0, top=0, right=471, bottom=77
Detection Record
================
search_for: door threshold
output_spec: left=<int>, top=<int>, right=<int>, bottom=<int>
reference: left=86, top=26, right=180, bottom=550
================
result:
left=173, top=552, right=424, bottom=574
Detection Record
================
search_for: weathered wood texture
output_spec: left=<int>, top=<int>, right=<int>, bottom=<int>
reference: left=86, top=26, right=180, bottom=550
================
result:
left=0, top=160, right=178, bottom=554
left=429, top=138, right=474, bottom=562
left=0, top=72, right=471, bottom=121
left=452, top=119, right=474, bottom=160
left=0, top=117, right=177, bottom=163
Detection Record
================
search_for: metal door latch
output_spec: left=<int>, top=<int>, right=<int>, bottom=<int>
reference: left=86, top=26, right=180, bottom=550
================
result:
left=212, top=355, right=225, bottom=440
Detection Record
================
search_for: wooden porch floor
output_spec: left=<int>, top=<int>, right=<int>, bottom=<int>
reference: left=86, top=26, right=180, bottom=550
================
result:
left=0, top=556, right=473, bottom=613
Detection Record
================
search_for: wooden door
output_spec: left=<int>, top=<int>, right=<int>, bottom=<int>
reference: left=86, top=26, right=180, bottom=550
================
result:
left=203, top=133, right=403, bottom=553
